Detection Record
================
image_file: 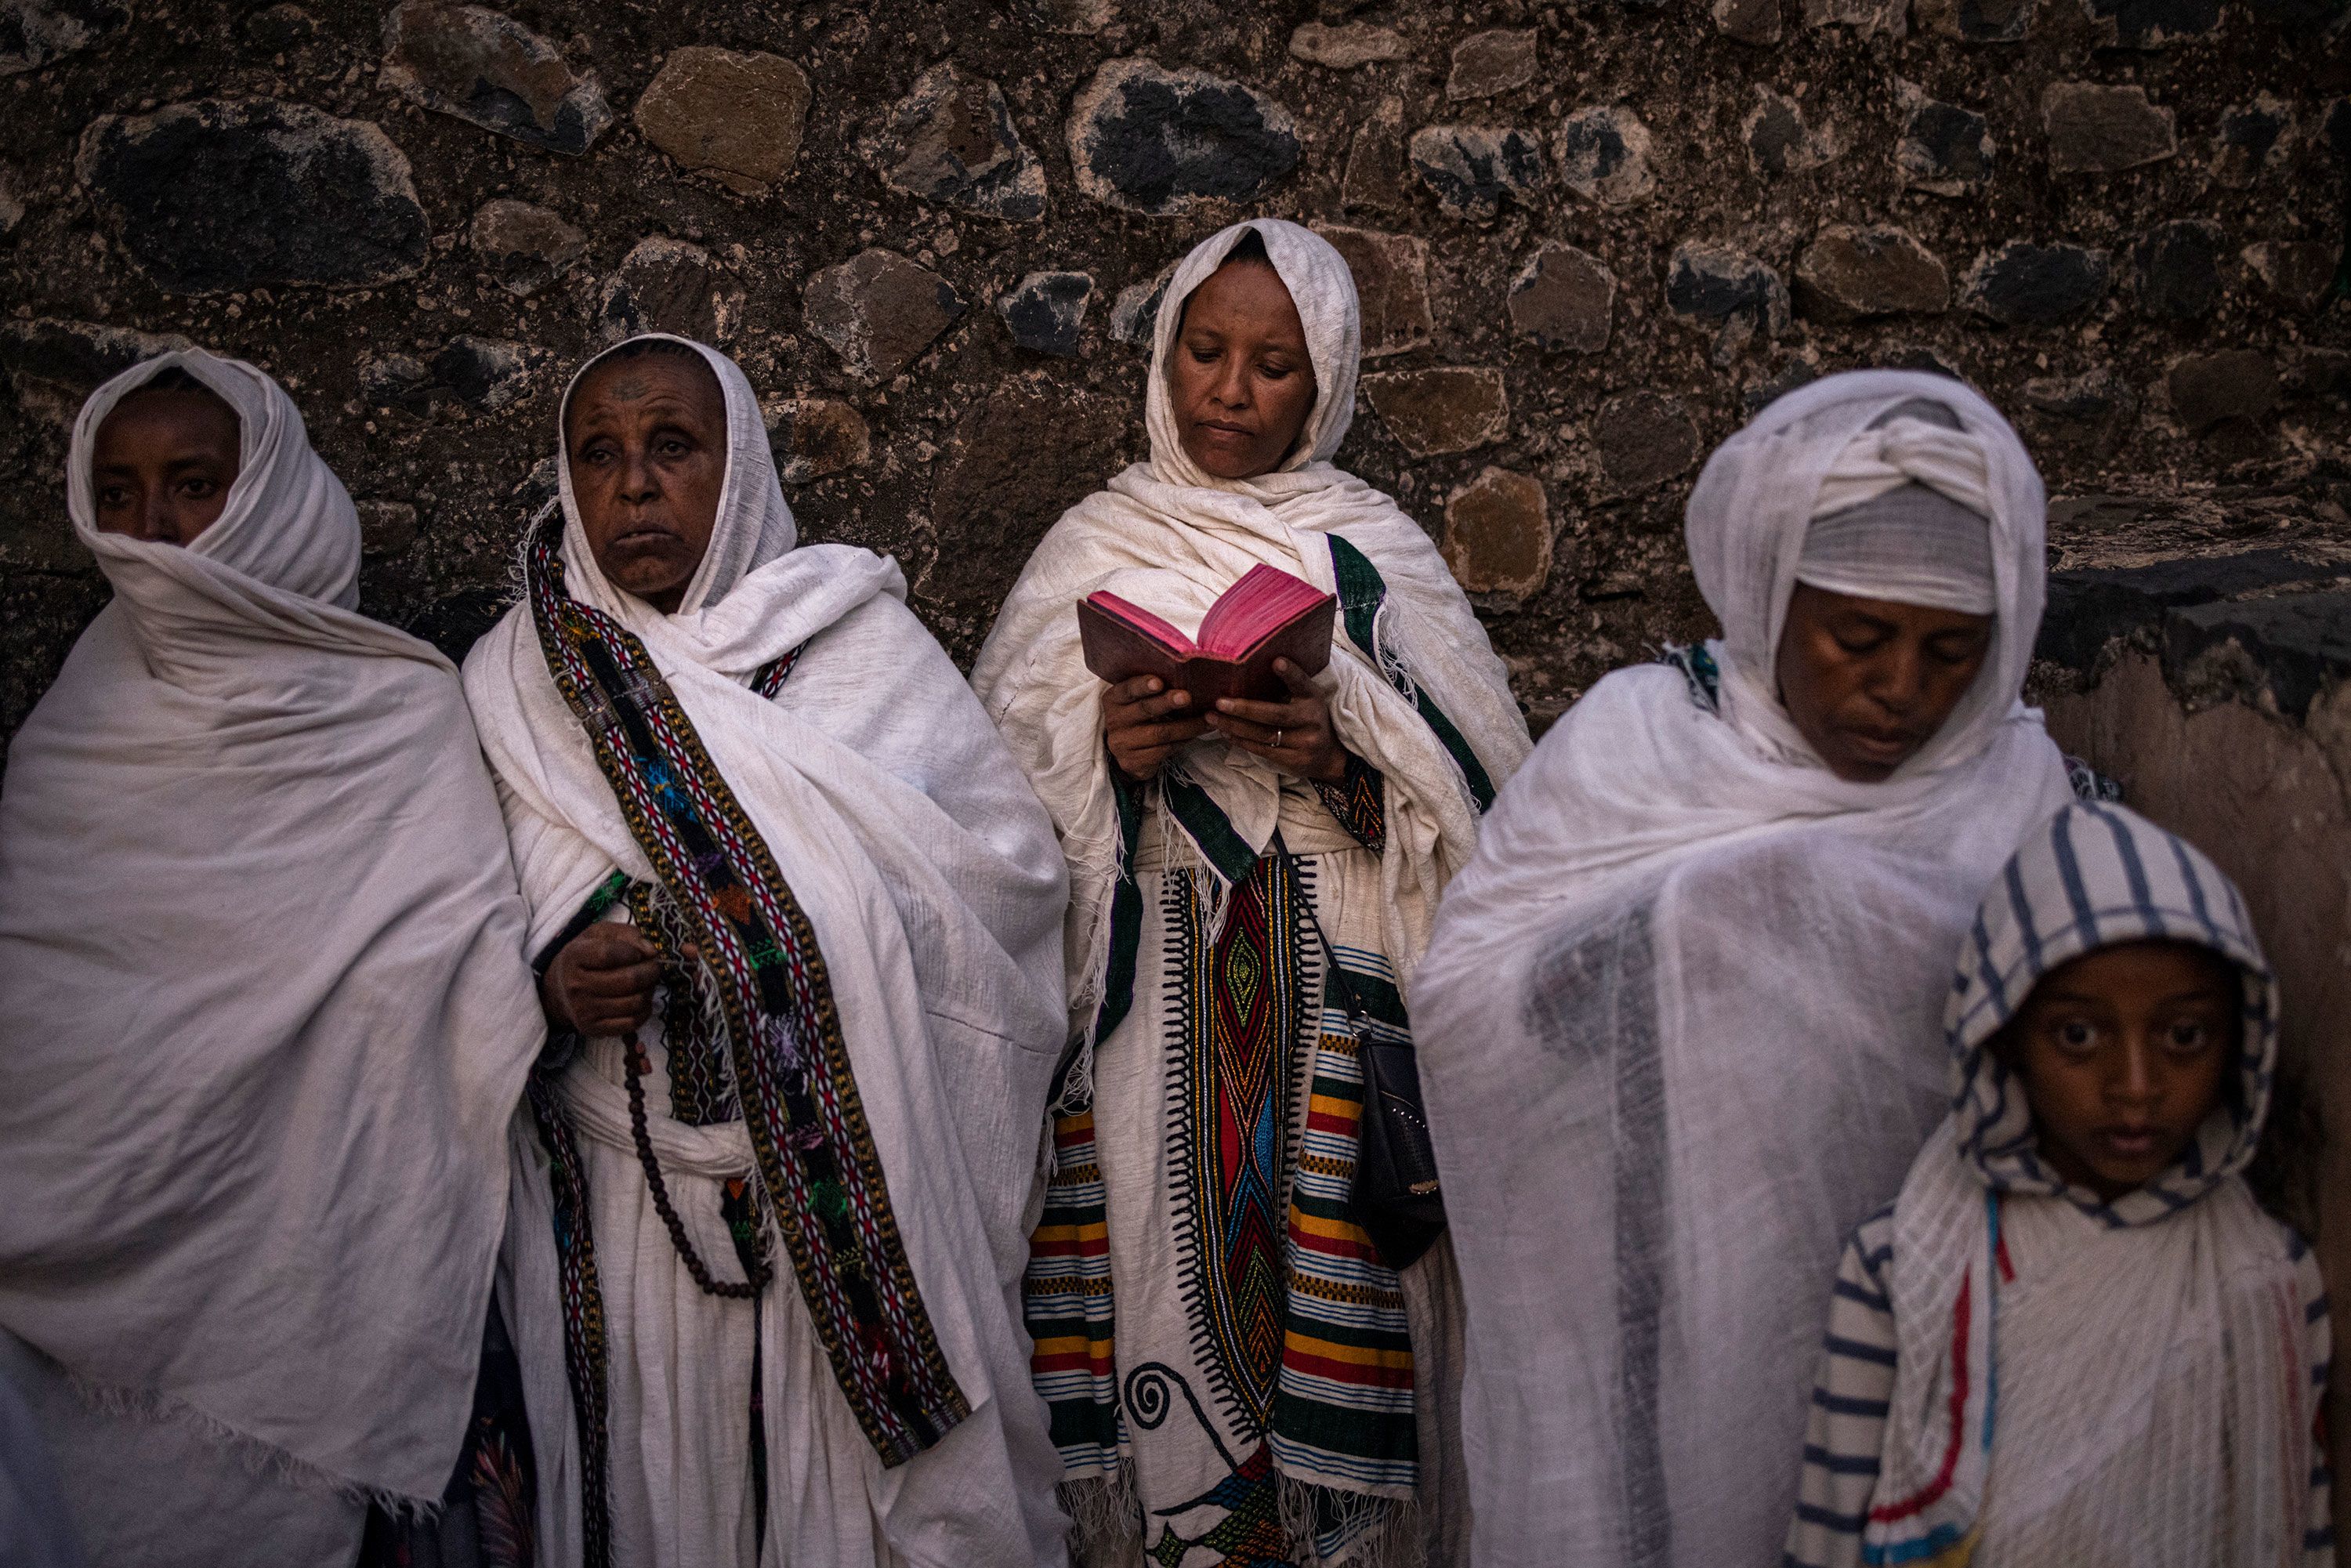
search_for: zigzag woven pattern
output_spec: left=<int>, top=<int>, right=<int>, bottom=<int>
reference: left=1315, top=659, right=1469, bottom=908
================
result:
left=525, top=516, right=966, bottom=1472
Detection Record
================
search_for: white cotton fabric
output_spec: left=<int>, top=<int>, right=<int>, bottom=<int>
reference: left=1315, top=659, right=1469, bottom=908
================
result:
left=969, top=218, right=1531, bottom=1029
left=1410, top=369, right=2076, bottom=1568
left=0, top=350, right=545, bottom=1559
left=1868, top=802, right=2321, bottom=1566
left=462, top=334, right=1072, bottom=1568
left=1797, top=483, right=1998, bottom=617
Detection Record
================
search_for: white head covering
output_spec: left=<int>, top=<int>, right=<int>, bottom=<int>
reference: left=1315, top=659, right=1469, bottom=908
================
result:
left=1143, top=218, right=1361, bottom=492
left=0, top=351, right=542, bottom=1523
left=67, top=348, right=361, bottom=610
left=1864, top=802, right=2317, bottom=1565
left=1411, top=371, right=2076, bottom=1566
left=1795, top=398, right=2000, bottom=616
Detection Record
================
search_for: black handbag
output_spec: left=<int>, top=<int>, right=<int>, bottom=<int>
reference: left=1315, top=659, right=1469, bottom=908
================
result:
left=1275, top=835, right=1447, bottom=1271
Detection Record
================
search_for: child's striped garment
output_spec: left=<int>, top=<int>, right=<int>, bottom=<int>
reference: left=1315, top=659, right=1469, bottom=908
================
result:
left=1789, top=802, right=2338, bottom=1568
left=1786, top=1204, right=2335, bottom=1567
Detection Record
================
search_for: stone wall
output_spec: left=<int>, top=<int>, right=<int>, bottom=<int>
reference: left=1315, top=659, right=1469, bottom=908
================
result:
left=0, top=0, right=2342, bottom=741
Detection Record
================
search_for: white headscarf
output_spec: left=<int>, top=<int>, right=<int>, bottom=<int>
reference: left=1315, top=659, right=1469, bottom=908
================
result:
left=971, top=219, right=1531, bottom=1030
left=1411, top=370, right=2076, bottom=1567
left=463, top=334, right=1074, bottom=1565
left=0, top=350, right=544, bottom=1511
left=1864, top=802, right=2320, bottom=1566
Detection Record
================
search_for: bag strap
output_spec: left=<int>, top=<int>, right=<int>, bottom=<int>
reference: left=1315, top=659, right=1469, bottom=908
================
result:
left=1270, top=829, right=1369, bottom=1030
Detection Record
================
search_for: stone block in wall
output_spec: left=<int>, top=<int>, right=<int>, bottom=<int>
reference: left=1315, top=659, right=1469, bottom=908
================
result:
left=1441, top=467, right=1551, bottom=601
left=2042, top=82, right=2177, bottom=174
left=1746, top=88, right=1839, bottom=177
left=1914, top=0, right=2037, bottom=39
left=597, top=237, right=745, bottom=346
left=1067, top=60, right=1299, bottom=216
left=1508, top=242, right=1615, bottom=353
left=1362, top=367, right=1509, bottom=456
left=2212, top=96, right=2295, bottom=188
left=1794, top=225, right=1950, bottom=322
left=1712, top=0, right=1785, bottom=45
left=429, top=335, right=550, bottom=411
left=998, top=271, right=1093, bottom=357
left=923, top=376, right=1131, bottom=611
left=469, top=200, right=586, bottom=298
left=77, top=100, right=429, bottom=295
left=803, top=248, right=963, bottom=382
left=1109, top=264, right=1174, bottom=346
left=2131, top=220, right=2224, bottom=321
left=635, top=48, right=810, bottom=195
left=1289, top=21, right=1405, bottom=67
left=1960, top=241, right=2110, bottom=326
left=356, top=500, right=418, bottom=559
left=1591, top=390, right=1700, bottom=499
left=1665, top=242, right=1791, bottom=365
left=1896, top=87, right=1994, bottom=194
left=2079, top=0, right=2222, bottom=47
left=0, top=172, right=20, bottom=237
left=380, top=2, right=611, bottom=156
left=2166, top=349, right=2277, bottom=436
left=1447, top=31, right=1538, bottom=100
left=1410, top=125, right=1545, bottom=223
left=0, top=317, right=192, bottom=426
left=1015, top=0, right=1114, bottom=34
left=2020, top=366, right=2137, bottom=456
left=1342, top=96, right=1410, bottom=215
left=863, top=63, right=1045, bottom=223
left=762, top=396, right=870, bottom=484
left=0, top=0, right=125, bottom=76
left=1803, top=0, right=1908, bottom=38
left=2244, top=241, right=2338, bottom=315
left=1313, top=227, right=1430, bottom=359
left=1556, top=107, right=1654, bottom=208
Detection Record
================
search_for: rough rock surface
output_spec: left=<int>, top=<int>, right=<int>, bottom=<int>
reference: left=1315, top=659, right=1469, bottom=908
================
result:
left=998, top=270, right=1092, bottom=356
left=1408, top=123, right=1544, bottom=222
left=1556, top=106, right=1654, bottom=208
left=1794, top=225, right=1950, bottom=322
left=1712, top=0, right=1786, bottom=45
left=1067, top=58, right=1297, bottom=216
left=923, top=375, right=1131, bottom=612
left=1342, top=96, right=1409, bottom=215
left=1445, top=30, right=1537, bottom=101
left=1666, top=242, right=1791, bottom=364
left=469, top=199, right=587, bottom=298
left=802, top=248, right=963, bottom=382
left=1897, top=89, right=1994, bottom=194
left=763, top=395, right=870, bottom=484
left=1288, top=21, right=1404, bottom=68
left=1913, top=0, right=2036, bottom=39
left=1745, top=87, right=1838, bottom=177
left=2043, top=81, right=2179, bottom=173
left=1508, top=242, right=1615, bottom=353
left=2081, top=0, right=2222, bottom=48
left=2132, top=220, right=2223, bottom=321
left=635, top=48, right=810, bottom=194
left=380, top=1, right=611, bottom=156
left=864, top=62, right=1045, bottom=223
left=2168, top=349, right=2279, bottom=436
left=1592, top=390, right=1701, bottom=498
left=1441, top=466, right=1551, bottom=601
left=1362, top=367, right=1509, bottom=457
left=2245, top=242, right=2337, bottom=315
left=1, top=0, right=125, bottom=76
left=596, top=237, right=744, bottom=346
left=1962, top=241, right=2111, bottom=326
left=1313, top=226, right=1429, bottom=359
left=78, top=100, right=429, bottom=295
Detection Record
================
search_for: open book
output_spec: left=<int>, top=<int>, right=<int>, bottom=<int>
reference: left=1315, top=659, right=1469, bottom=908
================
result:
left=1078, top=563, right=1336, bottom=705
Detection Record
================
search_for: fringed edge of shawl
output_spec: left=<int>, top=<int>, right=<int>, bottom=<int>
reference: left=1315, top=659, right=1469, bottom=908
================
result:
left=1278, top=1474, right=1423, bottom=1568
left=1061, top=1461, right=1144, bottom=1568
left=65, top=1372, right=445, bottom=1519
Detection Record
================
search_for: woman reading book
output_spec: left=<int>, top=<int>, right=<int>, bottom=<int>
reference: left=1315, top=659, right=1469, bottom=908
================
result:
left=972, top=220, right=1531, bottom=1566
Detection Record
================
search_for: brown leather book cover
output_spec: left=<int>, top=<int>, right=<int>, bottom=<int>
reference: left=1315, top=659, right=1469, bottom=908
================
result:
left=1078, top=569, right=1335, bottom=705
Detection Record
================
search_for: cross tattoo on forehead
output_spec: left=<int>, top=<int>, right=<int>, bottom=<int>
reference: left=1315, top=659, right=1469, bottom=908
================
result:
left=608, top=375, right=651, bottom=401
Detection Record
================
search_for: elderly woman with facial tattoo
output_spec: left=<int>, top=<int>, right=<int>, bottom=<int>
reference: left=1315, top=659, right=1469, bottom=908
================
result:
left=461, top=335, right=1073, bottom=1568
left=973, top=221, right=1531, bottom=1567
left=1410, top=371, right=2094, bottom=1568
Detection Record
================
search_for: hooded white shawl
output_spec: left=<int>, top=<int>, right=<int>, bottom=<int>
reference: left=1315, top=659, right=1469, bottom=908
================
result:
left=1867, top=801, right=2321, bottom=1566
left=1410, top=370, right=2077, bottom=1566
left=462, top=335, right=1072, bottom=1565
left=0, top=351, right=544, bottom=1514
left=969, top=218, right=1531, bottom=1028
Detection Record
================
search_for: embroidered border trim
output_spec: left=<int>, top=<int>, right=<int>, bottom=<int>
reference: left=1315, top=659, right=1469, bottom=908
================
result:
left=1328, top=534, right=1496, bottom=813
left=524, top=516, right=967, bottom=1470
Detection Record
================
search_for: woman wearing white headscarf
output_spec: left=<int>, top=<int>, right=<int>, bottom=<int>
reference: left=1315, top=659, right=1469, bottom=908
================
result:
left=461, top=333, right=1071, bottom=1567
left=973, top=219, right=1531, bottom=1566
left=0, top=349, right=545, bottom=1563
left=1411, top=369, right=2081, bottom=1566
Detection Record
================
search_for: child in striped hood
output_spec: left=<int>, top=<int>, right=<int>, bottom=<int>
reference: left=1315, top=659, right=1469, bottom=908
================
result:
left=1788, top=800, right=2333, bottom=1567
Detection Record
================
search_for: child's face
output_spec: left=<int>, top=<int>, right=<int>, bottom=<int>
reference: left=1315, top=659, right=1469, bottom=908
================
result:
left=1998, top=939, right=2241, bottom=1202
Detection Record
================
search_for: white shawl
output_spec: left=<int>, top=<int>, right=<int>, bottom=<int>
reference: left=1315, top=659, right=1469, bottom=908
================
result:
left=0, top=350, right=544, bottom=1508
left=1411, top=370, right=2077, bottom=1566
left=969, top=218, right=1531, bottom=1027
left=462, top=335, right=1072, bottom=1564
